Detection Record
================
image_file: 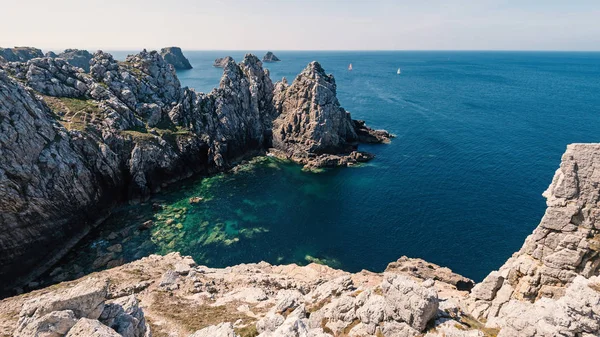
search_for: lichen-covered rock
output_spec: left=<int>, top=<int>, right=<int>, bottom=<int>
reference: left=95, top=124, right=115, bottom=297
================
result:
left=189, top=322, right=237, bottom=337
left=160, top=47, right=192, bottom=70
left=495, top=276, right=600, bottom=337
left=14, top=310, right=78, bottom=337
left=66, top=318, right=121, bottom=337
left=14, top=278, right=108, bottom=336
left=99, top=295, right=148, bottom=337
left=263, top=52, right=280, bottom=62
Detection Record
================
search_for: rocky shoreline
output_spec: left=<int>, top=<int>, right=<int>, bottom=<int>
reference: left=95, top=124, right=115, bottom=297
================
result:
left=1, top=46, right=599, bottom=336
left=0, top=47, right=390, bottom=296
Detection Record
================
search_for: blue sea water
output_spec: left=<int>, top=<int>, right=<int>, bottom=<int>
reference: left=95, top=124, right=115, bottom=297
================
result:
left=58, top=51, right=600, bottom=283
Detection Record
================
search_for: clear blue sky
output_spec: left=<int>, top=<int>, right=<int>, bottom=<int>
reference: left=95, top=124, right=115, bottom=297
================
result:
left=3, top=0, right=599, bottom=51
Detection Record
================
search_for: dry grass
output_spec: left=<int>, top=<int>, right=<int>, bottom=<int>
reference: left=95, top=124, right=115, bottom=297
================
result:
left=454, top=315, right=500, bottom=337
left=235, top=324, right=259, bottom=337
left=42, top=95, right=103, bottom=131
left=150, top=292, right=250, bottom=333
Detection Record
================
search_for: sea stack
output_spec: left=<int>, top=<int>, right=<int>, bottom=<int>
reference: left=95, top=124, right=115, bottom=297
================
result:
left=213, top=56, right=234, bottom=68
left=263, top=51, right=280, bottom=62
left=159, top=46, right=193, bottom=70
left=271, top=61, right=392, bottom=169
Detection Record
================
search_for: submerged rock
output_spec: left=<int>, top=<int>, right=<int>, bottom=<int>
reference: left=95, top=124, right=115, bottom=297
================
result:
left=160, top=46, right=193, bottom=70
left=263, top=51, right=281, bottom=62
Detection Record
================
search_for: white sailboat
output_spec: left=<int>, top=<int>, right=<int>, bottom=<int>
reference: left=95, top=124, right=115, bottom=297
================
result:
left=348, top=63, right=353, bottom=71
left=397, top=68, right=401, bottom=75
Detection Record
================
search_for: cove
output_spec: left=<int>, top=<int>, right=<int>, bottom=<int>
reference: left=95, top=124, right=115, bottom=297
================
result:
left=37, top=51, right=600, bottom=287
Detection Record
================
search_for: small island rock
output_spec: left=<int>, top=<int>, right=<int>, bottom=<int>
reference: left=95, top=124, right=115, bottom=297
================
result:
left=159, top=46, right=193, bottom=70
left=213, top=56, right=234, bottom=68
left=263, top=51, right=280, bottom=62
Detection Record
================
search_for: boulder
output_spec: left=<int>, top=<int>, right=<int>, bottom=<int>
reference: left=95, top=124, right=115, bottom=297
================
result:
left=66, top=318, right=121, bottom=337
left=189, top=322, right=237, bottom=337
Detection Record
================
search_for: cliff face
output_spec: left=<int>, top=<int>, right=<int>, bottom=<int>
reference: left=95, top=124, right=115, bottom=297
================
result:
left=0, top=47, right=44, bottom=63
left=0, top=51, right=388, bottom=294
left=467, top=143, right=600, bottom=336
left=160, top=47, right=193, bottom=70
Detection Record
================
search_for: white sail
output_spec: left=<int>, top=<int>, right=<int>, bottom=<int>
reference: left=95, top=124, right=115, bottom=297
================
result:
left=397, top=68, right=401, bottom=74
left=348, top=63, right=353, bottom=71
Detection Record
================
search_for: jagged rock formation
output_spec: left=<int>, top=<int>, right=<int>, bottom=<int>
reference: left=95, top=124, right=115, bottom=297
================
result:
left=11, top=277, right=148, bottom=337
left=0, top=50, right=388, bottom=295
left=160, top=47, right=193, bottom=70
left=0, top=253, right=470, bottom=337
left=54, top=49, right=94, bottom=72
left=262, top=51, right=280, bottom=62
left=466, top=143, right=600, bottom=335
left=213, top=56, right=234, bottom=68
left=0, top=46, right=43, bottom=63
left=270, top=61, right=392, bottom=169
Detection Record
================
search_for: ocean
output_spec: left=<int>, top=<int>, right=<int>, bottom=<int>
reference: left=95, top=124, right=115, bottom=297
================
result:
left=50, top=51, right=600, bottom=284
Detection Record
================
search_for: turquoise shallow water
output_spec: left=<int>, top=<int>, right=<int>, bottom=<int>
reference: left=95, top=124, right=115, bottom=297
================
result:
left=50, top=51, right=600, bottom=283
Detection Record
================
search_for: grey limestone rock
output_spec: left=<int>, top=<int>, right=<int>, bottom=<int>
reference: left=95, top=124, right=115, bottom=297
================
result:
left=55, top=49, right=94, bottom=72
left=160, top=46, right=193, bottom=70
left=213, top=56, right=234, bottom=68
left=0, top=46, right=43, bottom=63
left=189, top=322, right=237, bottom=337
left=66, top=318, right=121, bottom=337
left=263, top=51, right=281, bottom=62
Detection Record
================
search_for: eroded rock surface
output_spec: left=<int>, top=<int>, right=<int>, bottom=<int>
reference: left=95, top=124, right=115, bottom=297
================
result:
left=1, top=253, right=463, bottom=337
left=214, top=56, right=234, bottom=68
left=271, top=61, right=392, bottom=169
left=11, top=277, right=148, bottom=337
left=160, top=47, right=193, bottom=70
left=463, top=143, right=600, bottom=336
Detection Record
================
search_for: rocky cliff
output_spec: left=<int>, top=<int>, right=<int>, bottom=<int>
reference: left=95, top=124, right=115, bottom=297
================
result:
left=0, top=50, right=389, bottom=295
left=160, top=47, right=193, bottom=70
left=270, top=62, right=392, bottom=169
left=214, top=56, right=234, bottom=68
left=1, top=144, right=599, bottom=337
left=53, top=49, right=94, bottom=72
left=0, top=47, right=43, bottom=63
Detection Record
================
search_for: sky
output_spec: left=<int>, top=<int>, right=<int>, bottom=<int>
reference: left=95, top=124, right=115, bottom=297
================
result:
left=2, top=0, right=599, bottom=51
